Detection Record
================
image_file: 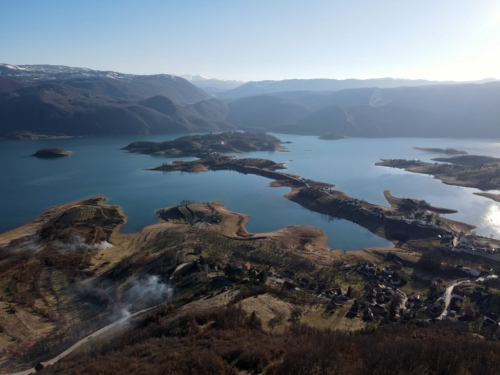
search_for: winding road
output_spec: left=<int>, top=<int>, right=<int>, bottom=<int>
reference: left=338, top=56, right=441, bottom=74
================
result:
left=3, top=263, right=188, bottom=375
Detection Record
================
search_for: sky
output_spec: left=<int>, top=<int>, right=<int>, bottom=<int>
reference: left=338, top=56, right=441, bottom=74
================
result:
left=2, top=0, right=500, bottom=82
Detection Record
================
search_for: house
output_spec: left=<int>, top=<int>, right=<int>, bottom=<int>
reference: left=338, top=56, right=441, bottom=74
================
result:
left=465, top=306, right=476, bottom=320
left=470, top=267, right=482, bottom=277
left=390, top=277, right=402, bottom=285
left=268, top=267, right=276, bottom=276
left=371, top=304, right=389, bottom=318
left=382, top=267, right=393, bottom=275
left=336, top=287, right=347, bottom=296
left=408, top=292, right=420, bottom=301
left=363, top=307, right=374, bottom=320
left=451, top=288, right=465, bottom=301
left=337, top=294, right=349, bottom=303
left=242, top=262, right=252, bottom=271
left=484, top=312, right=499, bottom=324
left=410, top=299, right=422, bottom=309
left=459, top=236, right=470, bottom=245
left=451, top=299, right=462, bottom=310
left=226, top=260, right=242, bottom=269
left=478, top=265, right=491, bottom=273
left=283, top=281, right=297, bottom=291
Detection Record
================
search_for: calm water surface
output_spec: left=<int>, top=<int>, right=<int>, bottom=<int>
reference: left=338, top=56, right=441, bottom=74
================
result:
left=2, top=134, right=500, bottom=250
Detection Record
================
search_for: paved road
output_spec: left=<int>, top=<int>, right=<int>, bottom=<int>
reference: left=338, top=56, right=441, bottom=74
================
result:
left=5, top=304, right=159, bottom=375
left=4, top=263, right=189, bottom=375
left=439, top=279, right=470, bottom=320
left=170, top=263, right=188, bottom=280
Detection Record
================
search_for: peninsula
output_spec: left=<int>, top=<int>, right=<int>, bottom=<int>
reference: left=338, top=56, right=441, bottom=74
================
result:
left=124, top=131, right=288, bottom=158
left=376, top=155, right=500, bottom=193
left=413, top=147, right=467, bottom=155
left=148, top=156, right=474, bottom=243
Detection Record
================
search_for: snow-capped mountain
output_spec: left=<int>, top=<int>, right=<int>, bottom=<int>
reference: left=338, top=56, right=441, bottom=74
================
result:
left=181, top=74, right=244, bottom=94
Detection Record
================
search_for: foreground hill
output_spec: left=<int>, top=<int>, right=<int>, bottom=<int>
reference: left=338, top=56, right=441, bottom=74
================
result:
left=3, top=196, right=500, bottom=374
left=227, top=82, right=500, bottom=137
left=0, top=64, right=211, bottom=104
left=0, top=84, right=233, bottom=137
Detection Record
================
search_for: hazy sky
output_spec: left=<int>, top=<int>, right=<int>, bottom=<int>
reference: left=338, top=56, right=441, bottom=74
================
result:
left=2, top=0, right=500, bottom=81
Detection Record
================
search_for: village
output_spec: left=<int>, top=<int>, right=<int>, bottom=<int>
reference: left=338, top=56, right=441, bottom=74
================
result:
left=218, top=228, right=500, bottom=332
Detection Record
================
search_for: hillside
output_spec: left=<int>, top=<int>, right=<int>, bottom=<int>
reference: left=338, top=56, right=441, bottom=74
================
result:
left=0, top=64, right=211, bottom=104
left=227, top=95, right=313, bottom=130
left=4, top=196, right=500, bottom=374
left=0, top=84, right=233, bottom=137
left=227, top=82, right=500, bottom=138
left=0, top=76, right=27, bottom=93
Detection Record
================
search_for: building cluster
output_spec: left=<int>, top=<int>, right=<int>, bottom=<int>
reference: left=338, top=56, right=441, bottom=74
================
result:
left=226, top=260, right=252, bottom=272
left=446, top=285, right=500, bottom=325
left=454, top=264, right=492, bottom=277
left=443, top=232, right=499, bottom=256
left=357, top=262, right=403, bottom=286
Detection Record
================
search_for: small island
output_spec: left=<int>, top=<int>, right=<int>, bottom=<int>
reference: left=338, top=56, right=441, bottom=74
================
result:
left=413, top=147, right=467, bottom=155
left=124, top=132, right=288, bottom=158
left=376, top=155, right=500, bottom=197
left=318, top=133, right=350, bottom=140
left=32, top=147, right=72, bottom=158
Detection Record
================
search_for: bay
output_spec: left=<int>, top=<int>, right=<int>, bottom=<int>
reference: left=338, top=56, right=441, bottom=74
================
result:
left=2, top=134, right=500, bottom=250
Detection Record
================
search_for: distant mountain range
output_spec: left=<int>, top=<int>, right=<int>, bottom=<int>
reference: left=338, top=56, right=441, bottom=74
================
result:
left=0, top=64, right=232, bottom=137
left=219, top=77, right=498, bottom=100
left=1, top=63, right=500, bottom=139
left=181, top=74, right=244, bottom=94
left=0, top=64, right=210, bottom=104
left=227, top=83, right=500, bottom=138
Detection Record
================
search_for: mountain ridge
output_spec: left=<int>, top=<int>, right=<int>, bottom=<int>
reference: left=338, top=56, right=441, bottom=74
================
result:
left=220, top=77, right=498, bottom=99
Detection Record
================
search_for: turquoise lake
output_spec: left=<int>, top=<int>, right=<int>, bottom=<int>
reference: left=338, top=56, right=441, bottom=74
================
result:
left=2, top=134, right=500, bottom=250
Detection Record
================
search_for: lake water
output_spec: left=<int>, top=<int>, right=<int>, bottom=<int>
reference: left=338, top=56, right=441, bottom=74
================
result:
left=2, top=134, right=500, bottom=250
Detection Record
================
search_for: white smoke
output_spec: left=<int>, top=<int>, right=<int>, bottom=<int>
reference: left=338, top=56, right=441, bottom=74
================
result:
left=56, top=235, right=113, bottom=252
left=125, top=275, right=173, bottom=303
left=117, top=274, right=173, bottom=318
left=92, top=241, right=113, bottom=251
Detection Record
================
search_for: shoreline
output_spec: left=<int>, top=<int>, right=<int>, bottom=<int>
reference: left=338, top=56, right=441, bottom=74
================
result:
left=376, top=157, right=500, bottom=200
left=148, top=157, right=479, bottom=245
